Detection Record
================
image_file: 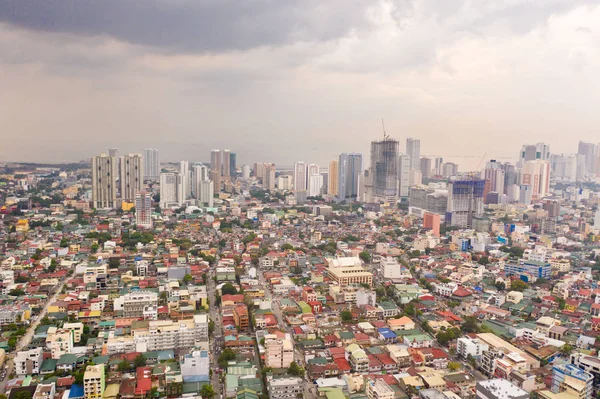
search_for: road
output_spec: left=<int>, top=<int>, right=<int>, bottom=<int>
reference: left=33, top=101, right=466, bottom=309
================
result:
left=207, top=269, right=223, bottom=396
left=0, top=279, right=67, bottom=393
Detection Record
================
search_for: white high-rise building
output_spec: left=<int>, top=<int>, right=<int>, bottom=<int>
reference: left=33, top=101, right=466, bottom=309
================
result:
left=483, top=160, right=505, bottom=195
left=277, top=175, right=293, bottom=190
left=264, top=163, right=276, bottom=190
left=397, top=153, right=410, bottom=198
left=517, top=142, right=550, bottom=168
left=294, top=162, right=307, bottom=191
left=308, top=174, right=323, bottom=197
left=307, top=164, right=319, bottom=179
left=143, top=149, right=160, bottom=181
left=119, top=153, right=143, bottom=202
left=91, top=154, right=118, bottom=209
left=191, top=164, right=210, bottom=198
left=135, top=191, right=153, bottom=228
left=197, top=181, right=214, bottom=208
left=159, top=172, right=179, bottom=208
left=521, top=160, right=550, bottom=201
left=406, top=138, right=421, bottom=170
left=242, top=165, right=251, bottom=179
left=178, top=161, right=190, bottom=201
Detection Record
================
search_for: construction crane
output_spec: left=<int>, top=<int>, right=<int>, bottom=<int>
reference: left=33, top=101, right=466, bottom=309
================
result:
left=381, top=118, right=389, bottom=140
left=476, top=152, right=487, bottom=170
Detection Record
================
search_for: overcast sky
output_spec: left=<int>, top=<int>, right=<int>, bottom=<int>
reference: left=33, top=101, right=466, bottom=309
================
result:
left=1, top=0, right=599, bottom=170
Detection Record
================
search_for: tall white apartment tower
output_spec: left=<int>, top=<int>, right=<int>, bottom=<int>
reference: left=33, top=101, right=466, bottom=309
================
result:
left=119, top=153, right=143, bottom=202
left=143, top=149, right=159, bottom=181
left=178, top=161, right=190, bottom=201
left=294, top=162, right=307, bottom=191
left=91, top=154, right=118, bottom=209
left=135, top=191, right=153, bottom=228
left=406, top=138, right=421, bottom=170
left=159, top=172, right=179, bottom=208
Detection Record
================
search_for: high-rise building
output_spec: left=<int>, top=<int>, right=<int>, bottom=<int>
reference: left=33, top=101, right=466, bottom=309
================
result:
left=197, top=181, right=214, bottom=207
left=229, top=152, right=237, bottom=177
left=518, top=142, right=550, bottom=167
left=397, top=153, right=410, bottom=198
left=522, top=160, right=550, bottom=201
left=159, top=172, right=179, bottom=208
left=446, top=178, right=485, bottom=228
left=308, top=174, right=323, bottom=197
left=242, top=165, right=251, bottom=179
left=143, top=149, right=160, bottom=181
left=191, top=164, right=210, bottom=198
left=210, top=150, right=222, bottom=192
left=307, top=164, right=319, bottom=178
left=119, top=153, right=143, bottom=202
left=578, top=141, right=597, bottom=175
left=434, top=157, right=444, bottom=176
left=84, top=364, right=105, bottom=399
left=550, top=154, right=577, bottom=182
left=443, top=162, right=458, bottom=177
left=91, top=154, right=118, bottom=209
left=420, top=157, right=432, bottom=179
left=371, top=139, right=399, bottom=202
left=483, top=160, right=505, bottom=198
left=178, top=161, right=190, bottom=201
left=328, top=160, right=339, bottom=196
left=107, top=148, right=118, bottom=158
left=423, top=212, right=441, bottom=237
left=551, top=364, right=593, bottom=399
left=135, top=191, right=153, bottom=228
left=406, top=138, right=421, bottom=170
left=277, top=175, right=293, bottom=190
left=264, top=163, right=276, bottom=190
left=338, top=153, right=362, bottom=201
left=222, top=149, right=231, bottom=181
left=294, top=162, right=307, bottom=191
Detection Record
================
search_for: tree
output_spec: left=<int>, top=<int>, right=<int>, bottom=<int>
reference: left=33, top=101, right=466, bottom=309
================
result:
left=134, top=354, right=147, bottom=368
left=221, top=283, right=238, bottom=296
left=218, top=348, right=236, bottom=368
left=359, top=251, right=371, bottom=263
left=118, top=360, right=131, bottom=372
left=108, top=257, right=120, bottom=269
left=59, top=238, right=69, bottom=248
left=200, top=384, right=215, bottom=399
left=183, top=274, right=193, bottom=284
left=340, top=310, right=353, bottom=323
left=478, top=256, right=490, bottom=265
left=510, top=280, right=528, bottom=292
left=461, top=316, right=479, bottom=334
left=281, top=243, right=294, bottom=251
left=448, top=361, right=461, bottom=371
left=494, top=281, right=506, bottom=291
left=14, top=392, right=32, bottom=399
left=436, top=327, right=461, bottom=346
left=560, top=344, right=574, bottom=356
left=557, top=297, right=566, bottom=310
left=208, top=320, right=215, bottom=336
left=9, top=288, right=25, bottom=297
left=287, top=361, right=305, bottom=377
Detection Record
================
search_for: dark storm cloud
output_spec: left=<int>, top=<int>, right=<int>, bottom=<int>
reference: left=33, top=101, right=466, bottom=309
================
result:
left=0, top=0, right=375, bottom=53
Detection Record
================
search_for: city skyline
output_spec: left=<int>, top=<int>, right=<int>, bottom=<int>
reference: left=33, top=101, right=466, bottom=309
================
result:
left=2, top=2, right=600, bottom=169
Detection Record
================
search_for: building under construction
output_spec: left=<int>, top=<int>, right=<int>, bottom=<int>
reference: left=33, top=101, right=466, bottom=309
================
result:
left=370, top=138, right=399, bottom=203
left=446, top=177, right=485, bottom=228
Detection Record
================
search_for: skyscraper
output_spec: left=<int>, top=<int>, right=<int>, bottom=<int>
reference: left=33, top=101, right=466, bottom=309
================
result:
left=135, top=191, right=153, bottom=228
left=242, top=165, right=251, bottom=179
left=159, top=172, right=179, bottom=208
left=328, top=160, right=339, bottom=196
left=264, top=163, right=276, bottom=190
left=222, top=149, right=231, bottom=181
left=230, top=152, right=237, bottom=177
left=294, top=162, right=307, bottom=191
left=191, top=163, right=210, bottom=198
left=371, top=139, right=399, bottom=202
left=483, top=160, right=505, bottom=196
left=178, top=161, right=190, bottom=200
left=446, top=178, right=485, bottom=228
left=119, top=153, right=143, bottom=202
left=91, top=153, right=118, bottom=209
left=397, top=153, right=410, bottom=198
left=517, top=142, right=550, bottom=167
left=578, top=141, right=597, bottom=175
left=338, top=153, right=362, bottom=201
left=521, top=160, right=550, bottom=201
left=420, top=157, right=432, bottom=178
left=143, top=148, right=160, bottom=181
left=308, top=174, right=323, bottom=197
left=197, top=181, right=214, bottom=207
left=406, top=138, right=420, bottom=170
left=210, top=150, right=222, bottom=192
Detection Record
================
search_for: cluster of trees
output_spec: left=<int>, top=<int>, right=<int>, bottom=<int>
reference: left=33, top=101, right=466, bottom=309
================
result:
left=118, top=354, right=147, bottom=372
left=499, top=245, right=525, bottom=258
left=218, top=348, right=237, bottom=368
left=436, top=327, right=461, bottom=346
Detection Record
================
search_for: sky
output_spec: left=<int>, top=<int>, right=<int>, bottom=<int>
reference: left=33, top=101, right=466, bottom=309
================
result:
left=1, top=0, right=600, bottom=170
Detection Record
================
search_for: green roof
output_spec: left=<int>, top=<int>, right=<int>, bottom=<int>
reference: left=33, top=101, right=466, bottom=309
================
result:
left=57, top=353, right=79, bottom=365
left=40, top=359, right=57, bottom=373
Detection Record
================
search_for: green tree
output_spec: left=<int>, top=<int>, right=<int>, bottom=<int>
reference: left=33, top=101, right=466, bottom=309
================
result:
left=208, top=320, right=215, bottom=336
left=59, top=238, right=69, bottom=247
left=494, top=281, right=506, bottom=291
left=448, top=361, right=461, bottom=371
left=478, top=256, right=490, bottom=265
left=9, top=288, right=25, bottom=297
left=340, top=310, right=353, bottom=322
left=183, top=274, right=193, bottom=284
left=287, top=361, right=305, bottom=377
left=14, top=392, right=32, bottom=399
left=108, top=257, right=120, bottom=269
left=557, top=297, right=566, bottom=310
left=281, top=243, right=294, bottom=251
left=221, top=284, right=238, bottom=296
left=359, top=251, right=371, bottom=263
left=218, top=348, right=237, bottom=368
left=118, top=360, right=131, bottom=372
left=200, top=384, right=215, bottom=399
left=510, top=279, right=528, bottom=292
left=134, top=354, right=147, bottom=368
left=461, top=316, right=479, bottom=334
left=560, top=344, right=574, bottom=356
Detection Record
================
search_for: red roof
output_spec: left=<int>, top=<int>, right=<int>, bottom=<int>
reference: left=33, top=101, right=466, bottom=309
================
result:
left=452, top=286, right=472, bottom=297
left=333, top=357, right=351, bottom=372
left=134, top=367, right=152, bottom=395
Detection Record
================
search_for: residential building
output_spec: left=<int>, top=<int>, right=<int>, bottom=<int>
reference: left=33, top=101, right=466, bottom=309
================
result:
left=366, top=378, right=394, bottom=399
left=264, top=335, right=294, bottom=369
left=398, top=153, right=411, bottom=198
left=522, top=160, right=551, bottom=200
left=133, top=316, right=208, bottom=352
left=504, top=260, right=551, bottom=280
left=570, top=354, right=600, bottom=391
left=91, top=153, right=118, bottom=208
left=143, top=148, right=159, bottom=181
left=222, top=149, right=231, bottom=181
left=371, top=138, right=399, bottom=202
left=233, top=305, right=249, bottom=330
left=328, top=159, right=339, bottom=196
left=178, top=160, right=190, bottom=201
left=211, top=149, right=222, bottom=192
left=159, top=172, right=179, bottom=208
left=135, top=191, right=152, bottom=228
left=115, top=292, right=158, bottom=318
left=294, top=162, right=307, bottom=191
left=180, top=349, right=210, bottom=383
left=327, top=257, right=373, bottom=287
left=420, top=157, right=432, bottom=178
left=476, top=379, right=528, bottom=399
left=406, top=138, right=421, bottom=171
left=423, top=212, right=440, bottom=237
left=338, top=153, right=362, bottom=201
left=446, top=179, right=485, bottom=228
left=15, top=347, right=43, bottom=376
left=84, top=364, right=105, bottom=399
left=551, top=364, right=593, bottom=399
left=46, top=327, right=74, bottom=359
left=457, top=337, right=489, bottom=360
left=119, top=153, right=143, bottom=202
left=267, top=376, right=303, bottom=399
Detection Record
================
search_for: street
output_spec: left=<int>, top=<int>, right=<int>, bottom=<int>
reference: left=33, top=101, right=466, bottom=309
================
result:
left=0, top=279, right=67, bottom=393
left=206, top=269, right=223, bottom=396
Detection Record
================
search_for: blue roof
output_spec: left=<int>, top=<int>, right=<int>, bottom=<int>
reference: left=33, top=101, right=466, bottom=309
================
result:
left=69, top=385, right=84, bottom=399
left=378, top=328, right=397, bottom=339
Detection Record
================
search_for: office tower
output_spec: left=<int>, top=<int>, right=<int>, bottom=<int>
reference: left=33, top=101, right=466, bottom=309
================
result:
left=222, top=149, right=231, bottom=181
left=409, top=169, right=422, bottom=186
left=371, top=138, right=399, bottom=202
left=264, top=163, right=276, bottom=190
left=483, top=160, right=505, bottom=196
left=210, top=150, right=222, bottom=192
left=522, top=160, right=550, bottom=200
left=242, top=165, right=250, bottom=179
left=119, top=153, right=143, bottom=202
left=230, top=152, right=236, bottom=177
left=307, top=164, right=319, bottom=179
left=91, top=154, right=118, bottom=209
left=191, top=163, right=210, bottom=198
left=578, top=141, right=597, bottom=175
left=434, top=157, right=444, bottom=175
left=442, top=162, right=458, bottom=177
left=159, top=172, right=179, bottom=208
left=143, top=148, right=160, bottom=181
left=107, top=148, right=118, bottom=158
left=551, top=364, right=593, bottom=399
left=502, top=163, right=517, bottom=191
left=446, top=178, right=485, bottom=228
left=519, top=184, right=532, bottom=205
left=294, top=162, right=307, bottom=191
left=397, top=153, right=410, bottom=198
left=135, top=191, right=153, bottom=228
left=178, top=161, right=190, bottom=200
left=197, top=181, right=214, bottom=207
left=277, top=175, right=293, bottom=190
left=406, top=138, right=421, bottom=170
left=84, top=364, right=105, bottom=399
left=338, top=153, right=362, bottom=201
left=518, top=142, right=550, bottom=167
left=328, top=160, right=339, bottom=196
left=420, top=157, right=432, bottom=178
left=308, top=174, right=323, bottom=197
left=550, top=154, right=578, bottom=182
